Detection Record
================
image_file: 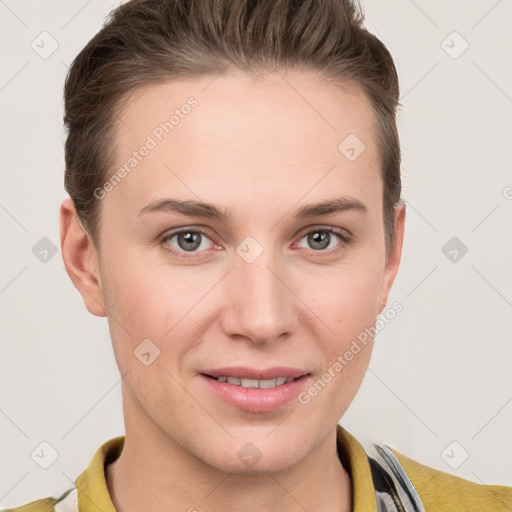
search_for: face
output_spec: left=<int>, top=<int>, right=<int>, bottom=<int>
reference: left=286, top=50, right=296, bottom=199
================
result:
left=62, top=69, right=405, bottom=474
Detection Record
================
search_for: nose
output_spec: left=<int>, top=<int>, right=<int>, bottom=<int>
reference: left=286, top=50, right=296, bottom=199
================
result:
left=220, top=247, right=298, bottom=345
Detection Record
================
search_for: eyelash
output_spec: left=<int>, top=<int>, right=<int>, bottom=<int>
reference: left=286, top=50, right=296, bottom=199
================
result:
left=159, top=225, right=352, bottom=258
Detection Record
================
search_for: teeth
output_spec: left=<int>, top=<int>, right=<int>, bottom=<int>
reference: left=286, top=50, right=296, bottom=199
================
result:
left=215, top=376, right=296, bottom=388
left=259, top=378, right=278, bottom=389
left=240, top=378, right=260, bottom=388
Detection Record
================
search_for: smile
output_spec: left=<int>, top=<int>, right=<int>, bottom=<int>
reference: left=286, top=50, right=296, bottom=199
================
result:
left=204, top=375, right=297, bottom=389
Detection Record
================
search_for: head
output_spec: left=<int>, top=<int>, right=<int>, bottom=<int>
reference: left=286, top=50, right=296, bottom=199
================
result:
left=61, top=0, right=405, bottom=474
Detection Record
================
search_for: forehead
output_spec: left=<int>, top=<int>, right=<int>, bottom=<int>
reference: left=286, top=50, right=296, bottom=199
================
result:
left=106, top=70, right=382, bottom=222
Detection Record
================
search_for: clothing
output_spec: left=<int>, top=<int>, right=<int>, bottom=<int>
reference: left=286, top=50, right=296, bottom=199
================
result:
left=3, top=425, right=511, bottom=511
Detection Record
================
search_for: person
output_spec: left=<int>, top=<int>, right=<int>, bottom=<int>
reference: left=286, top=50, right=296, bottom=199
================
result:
left=4, top=0, right=511, bottom=511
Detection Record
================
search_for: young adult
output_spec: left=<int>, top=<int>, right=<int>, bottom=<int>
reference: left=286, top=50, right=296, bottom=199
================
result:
left=5, top=1, right=511, bottom=511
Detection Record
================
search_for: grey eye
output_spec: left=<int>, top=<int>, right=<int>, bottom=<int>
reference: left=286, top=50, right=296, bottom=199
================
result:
left=165, top=230, right=213, bottom=252
left=299, top=230, right=342, bottom=251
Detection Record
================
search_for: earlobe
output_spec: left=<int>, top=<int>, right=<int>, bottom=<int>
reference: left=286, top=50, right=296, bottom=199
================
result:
left=378, top=202, right=406, bottom=315
left=60, top=198, right=107, bottom=317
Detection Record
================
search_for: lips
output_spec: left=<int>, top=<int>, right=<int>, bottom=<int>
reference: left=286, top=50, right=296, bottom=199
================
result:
left=199, top=366, right=311, bottom=412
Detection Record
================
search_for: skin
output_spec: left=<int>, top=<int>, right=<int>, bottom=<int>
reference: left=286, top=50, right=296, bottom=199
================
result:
left=60, top=69, right=405, bottom=512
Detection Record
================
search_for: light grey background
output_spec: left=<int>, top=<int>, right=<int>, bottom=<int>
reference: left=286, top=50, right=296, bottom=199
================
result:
left=1, top=0, right=511, bottom=507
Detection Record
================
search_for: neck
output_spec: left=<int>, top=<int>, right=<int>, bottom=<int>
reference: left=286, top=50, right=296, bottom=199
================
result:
left=106, top=393, right=352, bottom=512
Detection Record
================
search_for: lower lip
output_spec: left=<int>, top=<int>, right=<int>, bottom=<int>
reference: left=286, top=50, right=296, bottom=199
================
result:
left=201, top=374, right=310, bottom=413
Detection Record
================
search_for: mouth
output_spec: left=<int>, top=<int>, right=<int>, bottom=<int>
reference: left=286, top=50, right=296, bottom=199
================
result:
left=202, top=374, right=304, bottom=389
left=199, top=367, right=311, bottom=413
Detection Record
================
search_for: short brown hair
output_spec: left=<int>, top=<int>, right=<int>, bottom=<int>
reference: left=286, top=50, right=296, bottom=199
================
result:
left=63, top=0, right=402, bottom=253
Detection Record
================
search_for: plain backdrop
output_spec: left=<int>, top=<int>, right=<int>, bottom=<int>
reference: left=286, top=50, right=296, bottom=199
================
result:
left=1, top=0, right=511, bottom=507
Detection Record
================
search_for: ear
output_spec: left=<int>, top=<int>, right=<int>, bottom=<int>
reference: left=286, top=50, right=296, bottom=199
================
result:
left=60, top=197, right=107, bottom=317
left=377, top=201, right=406, bottom=315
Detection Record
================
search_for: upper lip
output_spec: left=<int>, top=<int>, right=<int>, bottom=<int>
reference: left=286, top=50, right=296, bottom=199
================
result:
left=202, top=366, right=309, bottom=380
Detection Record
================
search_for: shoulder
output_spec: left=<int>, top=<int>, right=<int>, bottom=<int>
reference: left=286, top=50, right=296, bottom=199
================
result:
left=389, top=447, right=512, bottom=512
left=2, top=436, right=123, bottom=512
left=1, top=498, right=55, bottom=512
left=1, top=486, right=76, bottom=512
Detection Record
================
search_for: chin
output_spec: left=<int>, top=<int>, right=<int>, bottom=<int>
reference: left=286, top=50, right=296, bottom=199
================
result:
left=199, top=440, right=304, bottom=476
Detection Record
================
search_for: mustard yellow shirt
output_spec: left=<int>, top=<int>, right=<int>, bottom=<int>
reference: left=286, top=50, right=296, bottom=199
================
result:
left=3, top=425, right=511, bottom=511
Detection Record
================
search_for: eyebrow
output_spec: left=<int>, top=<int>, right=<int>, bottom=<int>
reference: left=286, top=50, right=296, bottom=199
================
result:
left=137, top=196, right=368, bottom=221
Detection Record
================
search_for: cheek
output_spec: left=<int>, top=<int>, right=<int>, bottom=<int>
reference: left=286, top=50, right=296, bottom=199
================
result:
left=308, top=258, right=383, bottom=334
left=101, top=251, right=220, bottom=372
left=302, top=262, right=382, bottom=398
left=103, top=250, right=202, bottom=332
